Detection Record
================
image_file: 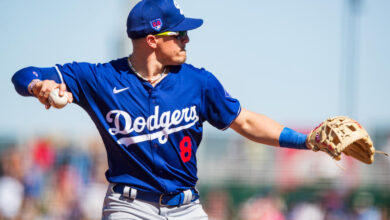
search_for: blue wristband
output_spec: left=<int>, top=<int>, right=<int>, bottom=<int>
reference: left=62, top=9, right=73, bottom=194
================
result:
left=278, top=127, right=308, bottom=150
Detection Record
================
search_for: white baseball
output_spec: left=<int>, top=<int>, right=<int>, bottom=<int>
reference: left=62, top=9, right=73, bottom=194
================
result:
left=48, top=88, right=68, bottom=109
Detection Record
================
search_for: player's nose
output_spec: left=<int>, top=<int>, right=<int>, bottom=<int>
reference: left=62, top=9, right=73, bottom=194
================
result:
left=182, top=35, right=189, bottom=44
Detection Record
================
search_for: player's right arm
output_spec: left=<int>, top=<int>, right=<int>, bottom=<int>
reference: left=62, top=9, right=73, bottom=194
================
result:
left=11, top=66, right=73, bottom=109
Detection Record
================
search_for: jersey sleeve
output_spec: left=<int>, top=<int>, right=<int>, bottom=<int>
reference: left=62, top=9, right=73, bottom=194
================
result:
left=12, top=66, right=62, bottom=97
left=202, top=72, right=241, bottom=130
left=55, top=62, right=98, bottom=106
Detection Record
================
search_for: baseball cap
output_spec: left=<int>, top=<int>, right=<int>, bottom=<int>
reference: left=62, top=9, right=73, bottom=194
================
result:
left=126, top=0, right=203, bottom=39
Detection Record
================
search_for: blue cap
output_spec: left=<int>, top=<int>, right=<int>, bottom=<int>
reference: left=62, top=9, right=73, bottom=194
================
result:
left=126, top=0, right=203, bottom=39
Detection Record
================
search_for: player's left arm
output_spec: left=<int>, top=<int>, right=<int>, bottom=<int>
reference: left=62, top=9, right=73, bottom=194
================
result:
left=230, top=108, right=309, bottom=149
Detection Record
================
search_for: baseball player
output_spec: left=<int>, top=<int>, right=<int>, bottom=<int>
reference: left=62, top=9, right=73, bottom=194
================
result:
left=11, top=0, right=309, bottom=219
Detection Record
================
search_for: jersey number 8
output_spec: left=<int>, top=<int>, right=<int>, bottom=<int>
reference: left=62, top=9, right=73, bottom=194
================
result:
left=179, top=136, right=192, bottom=163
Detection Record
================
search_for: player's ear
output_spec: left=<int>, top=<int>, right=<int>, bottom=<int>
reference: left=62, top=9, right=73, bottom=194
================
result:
left=145, top=35, right=158, bottom=49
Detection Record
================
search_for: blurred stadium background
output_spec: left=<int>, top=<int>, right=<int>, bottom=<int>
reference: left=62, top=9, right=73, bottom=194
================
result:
left=1, top=0, right=390, bottom=219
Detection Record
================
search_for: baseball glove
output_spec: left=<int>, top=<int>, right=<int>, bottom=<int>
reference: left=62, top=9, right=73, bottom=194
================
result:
left=306, top=116, right=387, bottom=164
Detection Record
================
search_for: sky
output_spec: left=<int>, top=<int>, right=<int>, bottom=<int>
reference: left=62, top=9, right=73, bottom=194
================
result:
left=1, top=0, right=389, bottom=139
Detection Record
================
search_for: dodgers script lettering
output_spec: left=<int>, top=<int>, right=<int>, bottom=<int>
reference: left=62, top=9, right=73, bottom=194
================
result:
left=106, top=105, right=199, bottom=145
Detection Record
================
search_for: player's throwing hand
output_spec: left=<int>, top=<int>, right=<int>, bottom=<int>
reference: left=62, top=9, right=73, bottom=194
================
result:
left=30, top=80, right=73, bottom=109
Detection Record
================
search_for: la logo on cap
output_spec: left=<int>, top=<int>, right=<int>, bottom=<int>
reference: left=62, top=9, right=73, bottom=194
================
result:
left=174, top=1, right=183, bottom=15
left=150, top=18, right=163, bottom=31
left=126, top=0, right=203, bottom=39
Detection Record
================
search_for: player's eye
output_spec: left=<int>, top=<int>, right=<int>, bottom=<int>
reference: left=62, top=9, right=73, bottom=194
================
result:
left=155, top=31, right=188, bottom=40
left=175, top=31, right=187, bottom=40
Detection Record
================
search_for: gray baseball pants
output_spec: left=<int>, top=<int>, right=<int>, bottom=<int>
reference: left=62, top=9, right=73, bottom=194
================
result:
left=102, top=184, right=209, bottom=220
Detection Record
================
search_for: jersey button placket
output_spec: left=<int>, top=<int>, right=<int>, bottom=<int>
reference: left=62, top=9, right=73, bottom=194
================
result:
left=148, top=88, right=167, bottom=191
left=147, top=86, right=156, bottom=165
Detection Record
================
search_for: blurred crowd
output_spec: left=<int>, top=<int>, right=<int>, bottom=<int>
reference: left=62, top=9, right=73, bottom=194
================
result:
left=0, top=136, right=108, bottom=220
left=203, top=188, right=389, bottom=220
left=0, top=135, right=389, bottom=220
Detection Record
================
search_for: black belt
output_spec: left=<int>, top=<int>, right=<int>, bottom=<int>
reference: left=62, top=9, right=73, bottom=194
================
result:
left=112, top=184, right=199, bottom=207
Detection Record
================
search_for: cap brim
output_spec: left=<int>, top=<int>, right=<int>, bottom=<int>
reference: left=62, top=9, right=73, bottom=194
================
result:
left=169, top=18, right=203, bottom=32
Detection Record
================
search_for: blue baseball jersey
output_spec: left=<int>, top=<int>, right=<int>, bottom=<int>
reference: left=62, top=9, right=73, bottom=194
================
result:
left=55, top=57, right=241, bottom=194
